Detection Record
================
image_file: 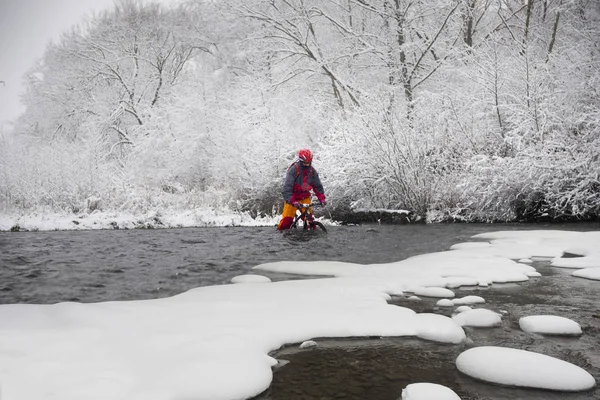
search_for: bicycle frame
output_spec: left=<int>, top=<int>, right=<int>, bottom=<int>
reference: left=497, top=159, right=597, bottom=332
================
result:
left=290, top=203, right=326, bottom=232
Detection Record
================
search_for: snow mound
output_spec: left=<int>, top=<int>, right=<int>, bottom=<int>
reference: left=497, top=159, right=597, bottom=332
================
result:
left=572, top=268, right=600, bottom=281
left=254, top=251, right=538, bottom=289
left=401, top=382, right=461, bottom=400
left=552, top=257, right=600, bottom=269
left=468, top=230, right=584, bottom=260
left=550, top=233, right=600, bottom=269
left=456, top=346, right=596, bottom=391
left=452, top=295, right=485, bottom=305
left=436, top=299, right=454, bottom=307
left=414, top=313, right=465, bottom=344
left=300, top=340, right=317, bottom=349
left=231, top=274, right=272, bottom=284
left=452, top=309, right=501, bottom=327
left=413, top=287, right=455, bottom=298
left=519, top=315, right=582, bottom=336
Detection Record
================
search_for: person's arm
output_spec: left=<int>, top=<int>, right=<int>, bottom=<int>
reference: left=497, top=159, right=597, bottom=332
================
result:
left=282, top=166, right=296, bottom=203
left=311, top=169, right=326, bottom=203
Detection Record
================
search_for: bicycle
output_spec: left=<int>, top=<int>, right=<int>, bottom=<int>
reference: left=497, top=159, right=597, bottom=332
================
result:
left=290, top=202, right=327, bottom=232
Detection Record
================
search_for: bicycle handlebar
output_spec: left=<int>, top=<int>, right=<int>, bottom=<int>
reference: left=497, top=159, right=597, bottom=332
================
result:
left=294, top=202, right=324, bottom=209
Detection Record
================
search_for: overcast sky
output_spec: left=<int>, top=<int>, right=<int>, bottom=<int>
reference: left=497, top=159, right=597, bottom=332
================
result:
left=0, top=0, right=179, bottom=131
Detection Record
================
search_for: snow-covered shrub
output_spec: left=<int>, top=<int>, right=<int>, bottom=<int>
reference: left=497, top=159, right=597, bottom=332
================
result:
left=432, top=139, right=600, bottom=223
left=0, top=135, right=114, bottom=214
left=320, top=98, right=438, bottom=217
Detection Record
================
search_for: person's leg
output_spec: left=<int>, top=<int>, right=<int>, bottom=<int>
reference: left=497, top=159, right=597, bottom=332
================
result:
left=298, top=198, right=312, bottom=227
left=277, top=202, right=297, bottom=230
left=277, top=198, right=311, bottom=230
left=304, top=201, right=316, bottom=229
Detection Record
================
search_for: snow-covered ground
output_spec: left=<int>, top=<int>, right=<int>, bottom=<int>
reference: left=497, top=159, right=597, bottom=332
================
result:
left=0, top=208, right=280, bottom=231
left=0, top=229, right=599, bottom=399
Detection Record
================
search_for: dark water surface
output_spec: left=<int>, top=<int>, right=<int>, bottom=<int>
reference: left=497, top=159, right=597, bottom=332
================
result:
left=1, top=222, right=600, bottom=400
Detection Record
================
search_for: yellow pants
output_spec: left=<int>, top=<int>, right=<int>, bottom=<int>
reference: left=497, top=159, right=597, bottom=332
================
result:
left=277, top=198, right=311, bottom=230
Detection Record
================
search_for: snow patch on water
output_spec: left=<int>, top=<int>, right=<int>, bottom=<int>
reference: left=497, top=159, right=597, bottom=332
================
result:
left=519, top=315, right=582, bottom=336
left=456, top=346, right=596, bottom=391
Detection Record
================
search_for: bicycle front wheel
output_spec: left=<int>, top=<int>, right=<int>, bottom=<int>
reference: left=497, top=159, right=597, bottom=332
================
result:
left=311, top=221, right=327, bottom=232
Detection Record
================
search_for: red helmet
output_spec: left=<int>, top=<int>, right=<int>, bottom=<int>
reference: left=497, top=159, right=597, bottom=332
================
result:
left=298, top=148, right=313, bottom=163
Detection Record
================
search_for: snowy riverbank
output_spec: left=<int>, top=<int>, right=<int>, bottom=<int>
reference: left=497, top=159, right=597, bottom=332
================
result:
left=0, top=208, right=281, bottom=232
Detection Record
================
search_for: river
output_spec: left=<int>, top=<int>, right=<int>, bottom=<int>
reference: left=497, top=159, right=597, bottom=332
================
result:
left=1, top=222, right=599, bottom=399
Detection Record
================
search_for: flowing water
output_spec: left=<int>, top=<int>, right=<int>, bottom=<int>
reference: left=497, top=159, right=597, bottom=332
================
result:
left=1, top=222, right=600, bottom=399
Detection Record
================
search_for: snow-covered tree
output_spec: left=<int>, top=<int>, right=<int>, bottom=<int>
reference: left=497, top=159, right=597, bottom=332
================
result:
left=2, top=0, right=599, bottom=222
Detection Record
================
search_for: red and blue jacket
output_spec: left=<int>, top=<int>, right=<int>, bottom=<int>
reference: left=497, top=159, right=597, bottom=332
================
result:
left=282, top=161, right=326, bottom=204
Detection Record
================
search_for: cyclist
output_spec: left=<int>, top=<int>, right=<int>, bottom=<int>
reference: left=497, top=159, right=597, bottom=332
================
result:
left=277, top=148, right=327, bottom=230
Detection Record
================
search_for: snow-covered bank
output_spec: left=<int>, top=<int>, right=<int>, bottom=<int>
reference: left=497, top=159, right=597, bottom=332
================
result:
left=0, top=208, right=281, bottom=232
left=0, top=229, right=598, bottom=399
